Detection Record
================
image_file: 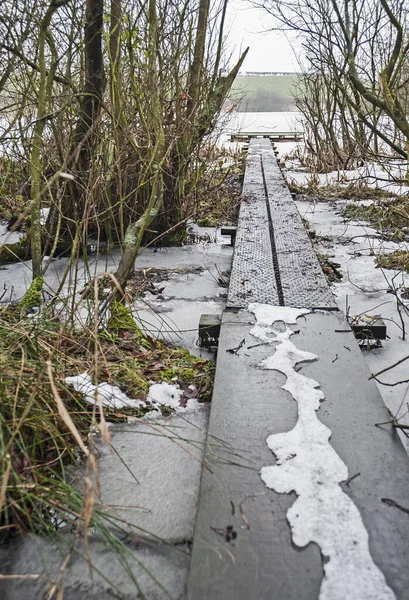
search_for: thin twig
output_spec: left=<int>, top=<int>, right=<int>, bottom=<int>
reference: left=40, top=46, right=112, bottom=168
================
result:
left=369, top=354, right=409, bottom=380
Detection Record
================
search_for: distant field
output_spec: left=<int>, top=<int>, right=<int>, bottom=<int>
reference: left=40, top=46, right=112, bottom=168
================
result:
left=230, top=75, right=299, bottom=112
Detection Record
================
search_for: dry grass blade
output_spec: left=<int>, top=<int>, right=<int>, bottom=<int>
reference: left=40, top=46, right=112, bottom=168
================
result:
left=0, top=575, right=43, bottom=581
left=46, top=361, right=90, bottom=458
left=83, top=474, right=95, bottom=594
left=93, top=277, right=111, bottom=449
left=0, top=454, right=12, bottom=514
left=45, top=552, right=72, bottom=600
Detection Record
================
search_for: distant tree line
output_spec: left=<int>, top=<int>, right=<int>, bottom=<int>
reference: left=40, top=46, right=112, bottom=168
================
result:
left=257, top=0, right=409, bottom=172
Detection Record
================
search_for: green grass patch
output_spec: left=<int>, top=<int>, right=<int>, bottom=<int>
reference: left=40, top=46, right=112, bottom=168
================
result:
left=232, top=75, right=298, bottom=98
left=375, top=250, right=409, bottom=271
left=0, top=302, right=214, bottom=534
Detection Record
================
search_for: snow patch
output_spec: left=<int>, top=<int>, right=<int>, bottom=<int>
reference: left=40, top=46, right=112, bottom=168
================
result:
left=65, top=372, right=146, bottom=410
left=40, top=207, right=50, bottom=226
left=249, top=303, right=395, bottom=600
left=285, top=159, right=409, bottom=196
left=65, top=372, right=200, bottom=416
left=248, top=303, right=309, bottom=342
left=147, top=381, right=183, bottom=409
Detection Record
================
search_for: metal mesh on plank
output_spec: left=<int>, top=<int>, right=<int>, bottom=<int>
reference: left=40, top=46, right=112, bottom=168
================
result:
left=228, top=139, right=337, bottom=309
left=227, top=146, right=280, bottom=308
left=227, top=197, right=280, bottom=307
left=261, top=147, right=337, bottom=308
left=277, top=249, right=336, bottom=308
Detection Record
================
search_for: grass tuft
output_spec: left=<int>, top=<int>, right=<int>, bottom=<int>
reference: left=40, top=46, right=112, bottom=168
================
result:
left=343, top=199, right=409, bottom=241
left=375, top=250, right=409, bottom=271
left=0, top=300, right=214, bottom=535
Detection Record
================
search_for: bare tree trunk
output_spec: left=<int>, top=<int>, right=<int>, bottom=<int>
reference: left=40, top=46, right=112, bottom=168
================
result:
left=54, top=0, right=105, bottom=239
left=185, top=0, right=210, bottom=125
left=107, top=0, right=124, bottom=243
left=114, top=0, right=166, bottom=290
left=30, top=1, right=61, bottom=277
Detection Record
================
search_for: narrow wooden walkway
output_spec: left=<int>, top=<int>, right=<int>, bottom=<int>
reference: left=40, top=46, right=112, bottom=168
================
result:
left=187, top=139, right=409, bottom=599
left=227, top=138, right=335, bottom=309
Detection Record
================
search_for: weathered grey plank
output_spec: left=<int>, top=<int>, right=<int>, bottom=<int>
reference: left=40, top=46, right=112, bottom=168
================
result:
left=189, top=138, right=409, bottom=598
left=187, top=310, right=409, bottom=599
left=227, top=141, right=280, bottom=308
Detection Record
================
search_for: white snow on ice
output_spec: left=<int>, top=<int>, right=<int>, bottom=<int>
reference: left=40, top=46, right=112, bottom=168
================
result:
left=65, top=372, right=147, bottom=409
left=249, top=303, right=395, bottom=600
left=65, top=372, right=200, bottom=416
left=294, top=197, right=409, bottom=453
left=285, top=158, right=408, bottom=196
left=249, top=304, right=310, bottom=342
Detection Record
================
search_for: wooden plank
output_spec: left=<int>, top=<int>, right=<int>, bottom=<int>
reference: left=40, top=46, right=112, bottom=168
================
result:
left=187, top=311, right=409, bottom=599
left=227, top=139, right=335, bottom=309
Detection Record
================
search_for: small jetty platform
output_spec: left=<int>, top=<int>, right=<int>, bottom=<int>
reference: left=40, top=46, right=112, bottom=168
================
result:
left=187, top=139, right=409, bottom=599
left=230, top=130, right=304, bottom=142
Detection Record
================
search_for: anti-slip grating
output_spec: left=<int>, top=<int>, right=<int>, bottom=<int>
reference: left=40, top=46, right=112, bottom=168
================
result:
left=227, top=139, right=337, bottom=309
left=227, top=187, right=280, bottom=307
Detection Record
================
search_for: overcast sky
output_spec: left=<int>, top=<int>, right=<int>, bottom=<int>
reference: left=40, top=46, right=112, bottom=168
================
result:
left=225, top=1, right=300, bottom=73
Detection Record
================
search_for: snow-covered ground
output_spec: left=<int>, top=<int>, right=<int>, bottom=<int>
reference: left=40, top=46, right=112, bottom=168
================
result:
left=0, top=222, right=21, bottom=245
left=283, top=154, right=409, bottom=197
left=295, top=196, right=409, bottom=453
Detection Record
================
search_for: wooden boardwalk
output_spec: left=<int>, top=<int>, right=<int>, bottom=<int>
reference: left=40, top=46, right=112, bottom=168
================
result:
left=187, top=139, right=409, bottom=599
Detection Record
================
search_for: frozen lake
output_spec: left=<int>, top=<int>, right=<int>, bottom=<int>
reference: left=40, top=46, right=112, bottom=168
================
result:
left=221, top=111, right=301, bottom=153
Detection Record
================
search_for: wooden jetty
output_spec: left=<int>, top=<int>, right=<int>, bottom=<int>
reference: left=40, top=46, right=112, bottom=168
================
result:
left=230, top=130, right=304, bottom=142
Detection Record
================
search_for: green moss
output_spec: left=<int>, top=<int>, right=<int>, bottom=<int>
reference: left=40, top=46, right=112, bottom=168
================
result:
left=19, top=276, right=44, bottom=311
left=196, top=217, right=219, bottom=227
left=104, top=300, right=216, bottom=401
left=0, top=238, right=30, bottom=265
left=166, top=228, right=188, bottom=245
left=107, top=297, right=141, bottom=333
left=109, top=358, right=150, bottom=397
left=343, top=202, right=381, bottom=222
left=156, top=346, right=214, bottom=400
left=162, top=366, right=195, bottom=382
